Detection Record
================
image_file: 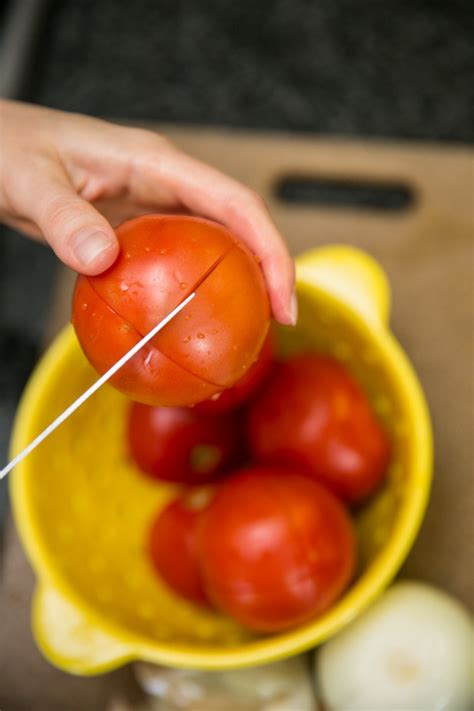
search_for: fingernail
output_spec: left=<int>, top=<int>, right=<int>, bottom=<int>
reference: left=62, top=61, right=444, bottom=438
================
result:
left=73, top=230, right=115, bottom=266
left=290, top=292, right=298, bottom=326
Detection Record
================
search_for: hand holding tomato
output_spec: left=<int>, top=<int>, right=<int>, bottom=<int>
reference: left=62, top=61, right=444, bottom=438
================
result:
left=72, top=215, right=270, bottom=406
left=247, top=355, right=390, bottom=504
left=1, top=101, right=295, bottom=325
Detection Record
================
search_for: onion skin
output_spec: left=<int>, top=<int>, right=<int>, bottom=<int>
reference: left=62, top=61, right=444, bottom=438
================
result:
left=316, top=581, right=473, bottom=711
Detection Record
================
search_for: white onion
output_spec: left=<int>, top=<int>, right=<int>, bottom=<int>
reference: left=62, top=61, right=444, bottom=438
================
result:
left=315, top=581, right=473, bottom=710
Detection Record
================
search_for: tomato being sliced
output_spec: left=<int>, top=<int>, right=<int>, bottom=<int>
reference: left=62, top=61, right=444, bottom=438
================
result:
left=197, top=467, right=356, bottom=632
left=88, top=215, right=233, bottom=331
left=72, top=215, right=270, bottom=406
left=152, top=239, right=269, bottom=388
left=128, top=402, right=243, bottom=485
left=194, top=329, right=275, bottom=415
left=72, top=276, right=217, bottom=406
left=246, top=354, right=391, bottom=504
left=148, top=491, right=212, bottom=607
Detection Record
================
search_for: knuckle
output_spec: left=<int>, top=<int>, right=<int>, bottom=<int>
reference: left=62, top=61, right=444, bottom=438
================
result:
left=126, top=129, right=175, bottom=181
left=226, top=187, right=267, bottom=220
left=43, top=194, right=76, bottom=226
left=126, top=127, right=172, bottom=153
left=42, top=193, right=88, bottom=238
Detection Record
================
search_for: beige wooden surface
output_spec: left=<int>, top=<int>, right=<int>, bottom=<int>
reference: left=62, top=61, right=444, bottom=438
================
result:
left=1, top=128, right=473, bottom=710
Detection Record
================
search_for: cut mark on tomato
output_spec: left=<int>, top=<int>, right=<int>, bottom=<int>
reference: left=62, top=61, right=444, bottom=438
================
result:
left=86, top=243, right=237, bottom=388
left=85, top=271, right=225, bottom=389
left=152, top=342, right=224, bottom=388
left=152, top=242, right=267, bottom=388
left=85, top=276, right=137, bottom=334
left=85, top=243, right=234, bottom=340
left=183, top=243, right=235, bottom=299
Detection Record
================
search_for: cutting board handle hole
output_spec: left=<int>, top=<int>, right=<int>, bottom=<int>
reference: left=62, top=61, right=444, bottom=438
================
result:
left=275, top=176, right=415, bottom=212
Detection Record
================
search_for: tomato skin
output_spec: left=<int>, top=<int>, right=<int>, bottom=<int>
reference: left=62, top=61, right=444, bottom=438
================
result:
left=89, top=215, right=234, bottom=333
left=246, top=355, right=391, bottom=505
left=197, top=467, right=356, bottom=632
left=153, top=238, right=269, bottom=388
left=128, top=402, right=242, bottom=485
left=149, top=493, right=212, bottom=607
left=72, top=276, right=217, bottom=406
left=72, top=215, right=270, bottom=406
left=194, top=329, right=275, bottom=415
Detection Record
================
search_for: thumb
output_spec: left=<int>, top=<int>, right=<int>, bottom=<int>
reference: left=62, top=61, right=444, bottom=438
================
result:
left=27, top=172, right=119, bottom=275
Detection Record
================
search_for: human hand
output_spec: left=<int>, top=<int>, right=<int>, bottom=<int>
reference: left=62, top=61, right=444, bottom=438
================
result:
left=0, top=100, right=296, bottom=325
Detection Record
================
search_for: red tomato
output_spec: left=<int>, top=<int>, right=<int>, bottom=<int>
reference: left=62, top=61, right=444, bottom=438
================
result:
left=149, top=491, right=212, bottom=607
left=72, top=215, right=270, bottom=407
left=197, top=467, right=356, bottom=632
left=128, top=402, right=242, bottom=484
left=194, top=329, right=275, bottom=414
left=246, top=355, right=391, bottom=504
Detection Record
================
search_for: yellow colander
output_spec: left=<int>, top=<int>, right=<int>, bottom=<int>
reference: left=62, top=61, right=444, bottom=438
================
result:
left=9, top=245, right=432, bottom=675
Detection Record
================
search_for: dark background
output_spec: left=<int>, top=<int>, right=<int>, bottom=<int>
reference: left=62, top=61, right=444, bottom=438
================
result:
left=1, top=0, right=473, bottom=512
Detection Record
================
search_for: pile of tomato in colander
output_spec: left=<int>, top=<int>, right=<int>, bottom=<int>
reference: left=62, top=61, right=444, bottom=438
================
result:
left=72, top=215, right=390, bottom=634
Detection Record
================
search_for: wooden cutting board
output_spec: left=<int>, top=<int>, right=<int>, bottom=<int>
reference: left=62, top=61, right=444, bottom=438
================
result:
left=1, top=128, right=473, bottom=711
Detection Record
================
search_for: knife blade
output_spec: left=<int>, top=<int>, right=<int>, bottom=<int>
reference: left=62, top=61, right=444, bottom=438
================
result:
left=0, top=291, right=196, bottom=480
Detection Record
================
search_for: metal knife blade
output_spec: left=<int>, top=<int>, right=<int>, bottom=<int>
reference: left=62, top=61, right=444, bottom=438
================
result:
left=0, top=291, right=196, bottom=480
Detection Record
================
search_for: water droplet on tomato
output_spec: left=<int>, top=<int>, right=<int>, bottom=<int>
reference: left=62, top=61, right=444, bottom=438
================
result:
left=160, top=249, right=167, bottom=255
left=197, top=332, right=205, bottom=339
left=144, top=246, right=151, bottom=252
left=211, top=328, right=217, bottom=334
left=144, top=352, right=153, bottom=367
left=182, top=336, right=191, bottom=343
left=120, top=282, right=129, bottom=292
left=125, top=251, right=132, bottom=260
left=81, top=303, right=88, bottom=310
left=180, top=282, right=188, bottom=290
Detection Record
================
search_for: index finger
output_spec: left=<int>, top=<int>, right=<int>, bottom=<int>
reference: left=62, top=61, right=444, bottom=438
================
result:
left=132, top=142, right=296, bottom=326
